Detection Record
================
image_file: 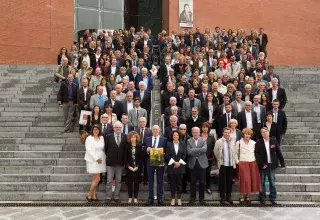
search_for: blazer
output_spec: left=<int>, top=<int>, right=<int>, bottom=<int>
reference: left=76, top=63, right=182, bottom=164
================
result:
left=134, top=127, right=152, bottom=146
left=252, top=104, right=267, bottom=124
left=263, top=122, right=280, bottom=144
left=186, top=116, right=204, bottom=136
left=128, top=107, right=148, bottom=127
left=164, top=126, right=179, bottom=142
left=262, top=74, right=280, bottom=86
left=176, top=93, right=188, bottom=108
left=104, top=133, right=127, bottom=166
left=273, top=109, right=287, bottom=135
left=122, top=100, right=134, bottom=114
left=164, top=106, right=183, bottom=119
left=158, top=63, right=172, bottom=83
left=104, top=99, right=123, bottom=120
left=144, top=136, right=167, bottom=161
left=182, top=98, right=202, bottom=120
left=167, top=142, right=187, bottom=174
left=90, top=94, right=108, bottom=110
left=230, top=100, right=245, bottom=116
left=121, top=123, right=134, bottom=134
left=137, top=75, right=153, bottom=92
left=213, top=92, right=224, bottom=105
left=77, top=87, right=94, bottom=109
left=267, top=87, right=287, bottom=109
left=100, top=123, right=114, bottom=136
left=237, top=111, right=258, bottom=133
left=125, top=144, right=144, bottom=168
left=242, top=93, right=255, bottom=103
left=258, top=33, right=268, bottom=50
left=214, top=137, right=237, bottom=169
left=187, top=137, right=208, bottom=169
left=84, top=136, right=105, bottom=163
left=205, top=135, right=216, bottom=160
left=218, top=112, right=236, bottom=138
left=133, top=90, right=151, bottom=113
left=254, top=137, right=285, bottom=170
left=201, top=102, right=219, bottom=127
left=57, top=81, right=78, bottom=104
left=161, top=90, right=178, bottom=113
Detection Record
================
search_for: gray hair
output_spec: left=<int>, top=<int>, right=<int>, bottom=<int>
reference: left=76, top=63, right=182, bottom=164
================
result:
left=139, top=81, right=147, bottom=88
left=113, top=121, right=123, bottom=129
left=138, top=117, right=147, bottom=122
left=169, top=115, right=178, bottom=121
left=179, top=124, right=187, bottom=129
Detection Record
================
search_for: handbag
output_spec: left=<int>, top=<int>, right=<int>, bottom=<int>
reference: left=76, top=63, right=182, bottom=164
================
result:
left=80, top=130, right=89, bottom=144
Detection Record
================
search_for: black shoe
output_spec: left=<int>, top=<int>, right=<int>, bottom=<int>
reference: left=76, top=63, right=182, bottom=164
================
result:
left=226, top=197, right=234, bottom=205
left=220, top=199, right=226, bottom=205
left=270, top=200, right=278, bottom=205
left=114, top=199, right=120, bottom=204
left=189, top=199, right=195, bottom=205
left=145, top=200, right=154, bottom=206
left=157, top=200, right=164, bottom=206
left=260, top=200, right=266, bottom=205
left=92, top=198, right=99, bottom=202
left=181, top=190, right=188, bottom=194
left=206, top=189, right=212, bottom=194
left=105, top=199, right=112, bottom=204
left=199, top=199, right=206, bottom=205
left=86, top=196, right=93, bottom=202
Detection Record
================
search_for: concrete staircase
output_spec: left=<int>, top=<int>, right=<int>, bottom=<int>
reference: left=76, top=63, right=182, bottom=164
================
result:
left=0, top=65, right=319, bottom=202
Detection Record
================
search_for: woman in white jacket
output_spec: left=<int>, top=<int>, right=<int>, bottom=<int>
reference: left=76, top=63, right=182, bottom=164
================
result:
left=84, top=124, right=106, bottom=202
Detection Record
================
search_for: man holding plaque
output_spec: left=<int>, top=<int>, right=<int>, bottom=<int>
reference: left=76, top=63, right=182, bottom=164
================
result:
left=145, top=125, right=167, bottom=206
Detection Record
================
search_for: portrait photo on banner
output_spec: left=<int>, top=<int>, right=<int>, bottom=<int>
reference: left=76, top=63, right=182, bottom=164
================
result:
left=179, top=0, right=193, bottom=28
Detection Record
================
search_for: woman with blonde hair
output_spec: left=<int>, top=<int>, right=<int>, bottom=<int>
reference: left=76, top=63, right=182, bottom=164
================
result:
left=235, top=128, right=261, bottom=205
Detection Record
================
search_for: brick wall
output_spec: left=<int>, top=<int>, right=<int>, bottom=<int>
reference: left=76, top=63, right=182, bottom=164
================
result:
left=163, top=0, right=320, bottom=65
left=0, top=0, right=74, bottom=64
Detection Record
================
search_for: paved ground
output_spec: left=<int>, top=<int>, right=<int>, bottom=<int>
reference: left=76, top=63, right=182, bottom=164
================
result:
left=0, top=206, right=319, bottom=220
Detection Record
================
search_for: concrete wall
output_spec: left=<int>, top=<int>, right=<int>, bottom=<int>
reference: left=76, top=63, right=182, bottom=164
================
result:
left=163, top=0, right=320, bottom=65
left=0, top=0, right=74, bottom=64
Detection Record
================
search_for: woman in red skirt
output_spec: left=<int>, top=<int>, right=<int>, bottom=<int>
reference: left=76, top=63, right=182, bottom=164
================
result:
left=235, top=128, right=261, bottom=204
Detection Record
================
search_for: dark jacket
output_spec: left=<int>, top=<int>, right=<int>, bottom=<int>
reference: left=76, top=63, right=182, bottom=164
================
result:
left=237, top=111, right=258, bottom=134
left=186, top=116, right=204, bottom=136
left=104, top=133, right=127, bottom=166
left=134, top=127, right=152, bottom=146
left=77, top=87, right=94, bottom=109
left=254, top=137, right=285, bottom=170
left=166, top=141, right=187, bottom=174
left=267, top=88, right=287, bottom=109
left=161, top=90, right=178, bottom=114
left=263, top=122, right=280, bottom=144
left=205, top=135, right=216, bottom=160
left=125, top=144, right=144, bottom=168
left=57, top=81, right=78, bottom=104
left=133, top=90, right=151, bottom=113
left=104, top=99, right=123, bottom=120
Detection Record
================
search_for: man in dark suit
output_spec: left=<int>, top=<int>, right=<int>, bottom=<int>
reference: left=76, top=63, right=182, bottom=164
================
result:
left=218, top=104, right=236, bottom=138
left=267, top=78, right=287, bottom=109
left=120, top=113, right=134, bottom=135
left=255, top=127, right=285, bottom=205
left=187, top=126, right=208, bottom=205
left=219, top=94, right=231, bottom=115
left=104, top=90, right=123, bottom=120
left=262, top=65, right=280, bottom=87
left=128, top=66, right=140, bottom=89
left=158, top=56, right=172, bottom=84
left=134, top=116, right=152, bottom=184
left=212, top=82, right=223, bottom=105
left=186, top=107, right=204, bottom=136
left=133, top=81, right=151, bottom=117
left=122, top=92, right=134, bottom=115
left=104, top=121, right=127, bottom=203
left=100, top=114, right=114, bottom=136
left=258, top=28, right=268, bottom=56
left=197, top=83, right=209, bottom=103
left=252, top=95, right=267, bottom=139
left=237, top=101, right=258, bottom=139
left=164, top=97, right=182, bottom=123
left=77, top=78, right=94, bottom=132
left=161, top=82, right=178, bottom=114
left=242, top=84, right=255, bottom=102
left=164, top=115, right=179, bottom=142
left=145, top=125, right=167, bottom=206
left=272, top=100, right=287, bottom=149
left=57, top=74, right=78, bottom=133
left=136, top=68, right=153, bottom=92
left=176, top=86, right=188, bottom=108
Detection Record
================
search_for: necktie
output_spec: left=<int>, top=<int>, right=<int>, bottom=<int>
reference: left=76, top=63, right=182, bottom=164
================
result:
left=99, top=96, right=103, bottom=108
left=123, top=124, right=127, bottom=134
left=136, top=109, right=139, bottom=119
left=274, top=112, right=278, bottom=123
left=116, top=135, right=120, bottom=146
left=103, top=124, right=106, bottom=134
left=227, top=113, right=230, bottom=126
left=152, top=137, right=157, bottom=148
left=140, top=128, right=144, bottom=144
left=227, top=140, right=232, bottom=166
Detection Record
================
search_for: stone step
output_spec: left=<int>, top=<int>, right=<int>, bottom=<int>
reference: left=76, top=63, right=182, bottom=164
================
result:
left=0, top=132, right=78, bottom=138
left=285, top=159, right=320, bottom=166
left=285, top=133, right=320, bottom=139
left=0, top=144, right=64, bottom=151
left=0, top=151, right=85, bottom=159
left=283, top=139, right=319, bottom=145
left=283, top=152, right=320, bottom=159
left=282, top=145, right=320, bottom=152
left=0, top=191, right=319, bottom=202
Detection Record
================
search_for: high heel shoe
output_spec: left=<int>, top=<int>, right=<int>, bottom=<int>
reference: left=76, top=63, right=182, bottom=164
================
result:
left=86, top=196, right=93, bottom=202
left=177, top=199, right=182, bottom=206
left=170, top=199, right=175, bottom=206
left=133, top=198, right=138, bottom=204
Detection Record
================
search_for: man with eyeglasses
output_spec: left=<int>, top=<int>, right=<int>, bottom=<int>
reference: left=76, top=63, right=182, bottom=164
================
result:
left=237, top=101, right=258, bottom=140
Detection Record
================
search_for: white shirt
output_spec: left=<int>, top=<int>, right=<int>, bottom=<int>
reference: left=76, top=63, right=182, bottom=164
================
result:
left=264, top=138, right=272, bottom=163
left=236, top=102, right=242, bottom=113
left=253, top=104, right=261, bottom=123
left=83, top=87, right=88, bottom=101
left=111, top=66, right=117, bottom=75
left=272, top=89, right=278, bottom=101
left=127, top=101, right=133, bottom=113
left=168, top=142, right=186, bottom=165
left=152, top=136, right=160, bottom=148
left=83, top=55, right=90, bottom=67
left=237, top=139, right=256, bottom=162
left=140, top=90, right=144, bottom=100
left=245, top=111, right=253, bottom=128
left=273, top=110, right=278, bottom=123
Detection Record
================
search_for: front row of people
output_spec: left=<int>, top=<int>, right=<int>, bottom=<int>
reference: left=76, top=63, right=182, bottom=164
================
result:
left=85, top=121, right=285, bottom=205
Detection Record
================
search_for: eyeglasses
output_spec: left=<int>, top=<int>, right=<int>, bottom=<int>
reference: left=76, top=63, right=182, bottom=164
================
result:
left=179, top=128, right=186, bottom=130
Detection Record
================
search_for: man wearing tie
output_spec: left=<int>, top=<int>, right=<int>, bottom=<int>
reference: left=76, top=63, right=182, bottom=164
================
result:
left=272, top=99, right=287, bottom=149
left=104, top=90, right=123, bottom=120
left=187, top=127, right=208, bottom=205
left=218, top=104, right=236, bottom=138
left=89, top=86, right=108, bottom=110
left=134, top=117, right=152, bottom=184
left=101, top=114, right=114, bottom=137
left=120, top=113, right=134, bottom=135
left=145, top=125, right=167, bottom=206
left=77, top=78, right=94, bottom=132
left=128, top=97, right=147, bottom=127
left=104, top=121, right=127, bottom=203
left=208, top=49, right=218, bottom=69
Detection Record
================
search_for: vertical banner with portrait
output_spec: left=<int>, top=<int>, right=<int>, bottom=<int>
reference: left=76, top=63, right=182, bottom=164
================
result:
left=179, top=0, right=193, bottom=28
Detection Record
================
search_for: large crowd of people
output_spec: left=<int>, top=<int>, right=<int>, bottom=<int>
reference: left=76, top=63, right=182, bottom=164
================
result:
left=56, top=26, right=287, bottom=205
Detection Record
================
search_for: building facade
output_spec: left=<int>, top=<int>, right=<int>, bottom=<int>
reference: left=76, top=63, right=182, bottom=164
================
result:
left=0, top=0, right=319, bottom=65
